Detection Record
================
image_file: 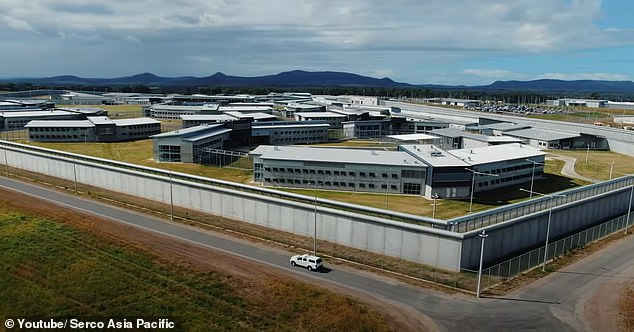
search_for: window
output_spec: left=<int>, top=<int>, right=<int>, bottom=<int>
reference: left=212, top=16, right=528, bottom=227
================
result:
left=403, top=183, right=421, bottom=194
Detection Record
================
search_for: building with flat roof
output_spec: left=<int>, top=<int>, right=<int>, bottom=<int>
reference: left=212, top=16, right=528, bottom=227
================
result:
left=502, top=128, right=581, bottom=149
left=280, top=103, right=326, bottom=118
left=25, top=117, right=160, bottom=142
left=148, top=103, right=220, bottom=119
left=251, top=145, right=427, bottom=194
left=251, top=121, right=330, bottom=145
left=430, top=127, right=522, bottom=149
left=181, top=112, right=276, bottom=128
left=386, top=133, right=440, bottom=145
left=0, top=108, right=106, bottom=131
left=151, top=124, right=233, bottom=162
left=294, top=112, right=347, bottom=129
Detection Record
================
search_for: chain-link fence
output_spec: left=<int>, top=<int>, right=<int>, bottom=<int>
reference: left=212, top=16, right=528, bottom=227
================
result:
left=461, top=213, right=632, bottom=293
left=450, top=176, right=634, bottom=232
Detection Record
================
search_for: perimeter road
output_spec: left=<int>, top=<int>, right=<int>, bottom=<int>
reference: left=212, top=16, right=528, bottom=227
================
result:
left=1, top=176, right=631, bottom=331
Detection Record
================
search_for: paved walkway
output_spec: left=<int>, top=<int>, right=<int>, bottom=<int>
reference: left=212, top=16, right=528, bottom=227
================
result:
left=547, top=154, right=600, bottom=183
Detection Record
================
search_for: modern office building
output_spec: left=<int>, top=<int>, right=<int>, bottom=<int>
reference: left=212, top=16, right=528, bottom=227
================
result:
left=25, top=117, right=161, bottom=142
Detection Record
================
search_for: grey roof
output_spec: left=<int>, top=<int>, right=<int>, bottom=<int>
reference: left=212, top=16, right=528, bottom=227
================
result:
left=218, top=105, right=273, bottom=112
left=399, top=145, right=470, bottom=167
left=481, top=122, right=531, bottom=131
left=430, top=128, right=522, bottom=143
left=87, top=116, right=115, bottom=125
left=183, top=128, right=232, bottom=142
left=250, top=145, right=426, bottom=167
left=448, top=143, right=546, bottom=166
left=25, top=120, right=93, bottom=128
left=505, top=128, right=580, bottom=141
left=223, top=111, right=276, bottom=120
left=151, top=123, right=225, bottom=138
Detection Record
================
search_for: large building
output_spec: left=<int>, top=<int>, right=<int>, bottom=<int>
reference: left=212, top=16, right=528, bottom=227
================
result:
left=251, top=145, right=427, bottom=194
left=1, top=108, right=106, bottom=131
left=25, top=117, right=161, bottom=142
left=151, top=124, right=233, bottom=162
left=252, top=143, right=545, bottom=199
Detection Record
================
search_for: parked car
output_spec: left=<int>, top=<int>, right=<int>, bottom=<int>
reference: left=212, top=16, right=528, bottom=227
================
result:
left=290, top=254, right=323, bottom=271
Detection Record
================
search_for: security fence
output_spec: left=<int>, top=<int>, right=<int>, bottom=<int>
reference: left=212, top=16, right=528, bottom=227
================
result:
left=450, top=176, right=634, bottom=233
left=462, top=213, right=632, bottom=293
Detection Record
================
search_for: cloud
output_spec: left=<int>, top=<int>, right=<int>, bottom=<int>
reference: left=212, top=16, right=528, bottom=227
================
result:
left=538, top=72, right=631, bottom=81
left=0, top=0, right=632, bottom=82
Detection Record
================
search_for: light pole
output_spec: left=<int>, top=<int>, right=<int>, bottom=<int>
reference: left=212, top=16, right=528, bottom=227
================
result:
left=169, top=171, right=174, bottom=221
left=476, top=229, right=488, bottom=298
left=432, top=193, right=439, bottom=219
left=3, top=141, right=8, bottom=177
left=609, top=161, right=614, bottom=180
left=625, top=185, right=633, bottom=235
left=525, top=159, right=546, bottom=199
left=520, top=188, right=566, bottom=272
left=585, top=144, right=590, bottom=165
left=313, top=179, right=318, bottom=256
left=465, top=168, right=499, bottom=213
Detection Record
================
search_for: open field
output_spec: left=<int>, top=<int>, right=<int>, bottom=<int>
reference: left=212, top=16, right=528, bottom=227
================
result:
left=0, top=193, right=398, bottom=332
left=22, top=139, right=254, bottom=184
left=547, top=150, right=634, bottom=181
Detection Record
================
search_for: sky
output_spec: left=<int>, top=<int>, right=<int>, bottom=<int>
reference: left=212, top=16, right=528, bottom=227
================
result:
left=1, top=0, right=633, bottom=85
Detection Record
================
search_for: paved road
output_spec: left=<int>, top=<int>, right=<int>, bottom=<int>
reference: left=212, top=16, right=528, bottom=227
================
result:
left=547, top=154, right=600, bottom=183
left=1, top=176, right=631, bottom=331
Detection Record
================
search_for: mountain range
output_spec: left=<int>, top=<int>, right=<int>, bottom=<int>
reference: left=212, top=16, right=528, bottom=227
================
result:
left=2, top=70, right=634, bottom=95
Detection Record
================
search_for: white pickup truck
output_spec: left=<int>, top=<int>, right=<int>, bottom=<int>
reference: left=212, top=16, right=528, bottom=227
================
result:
left=290, top=254, right=323, bottom=271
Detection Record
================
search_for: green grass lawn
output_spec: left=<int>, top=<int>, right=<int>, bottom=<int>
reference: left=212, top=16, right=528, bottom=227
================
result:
left=547, top=150, right=634, bottom=181
left=0, top=209, right=394, bottom=331
left=22, top=139, right=253, bottom=184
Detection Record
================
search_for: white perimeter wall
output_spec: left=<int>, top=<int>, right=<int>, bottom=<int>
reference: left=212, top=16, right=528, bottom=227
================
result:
left=2, top=144, right=463, bottom=271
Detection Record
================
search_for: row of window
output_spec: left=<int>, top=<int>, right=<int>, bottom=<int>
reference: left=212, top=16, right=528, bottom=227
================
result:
left=272, top=130, right=326, bottom=135
left=264, top=178, right=399, bottom=190
left=271, top=136, right=324, bottom=143
left=477, top=171, right=541, bottom=187
left=264, top=167, right=400, bottom=179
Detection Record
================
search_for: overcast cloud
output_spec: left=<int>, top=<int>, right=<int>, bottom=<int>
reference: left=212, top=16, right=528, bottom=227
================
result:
left=0, top=0, right=632, bottom=84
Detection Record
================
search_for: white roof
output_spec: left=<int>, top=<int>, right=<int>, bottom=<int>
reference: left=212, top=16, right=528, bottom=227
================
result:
left=253, top=123, right=329, bottom=129
left=181, top=114, right=235, bottom=121
left=399, top=145, right=470, bottom=167
left=218, top=105, right=272, bottom=112
left=112, top=118, right=160, bottom=126
left=251, top=145, right=426, bottom=167
left=25, top=120, right=93, bottom=128
left=223, top=111, right=276, bottom=120
left=87, top=116, right=115, bottom=125
left=295, top=112, right=346, bottom=118
left=0, top=110, right=75, bottom=117
left=448, top=143, right=546, bottom=165
left=387, top=134, right=439, bottom=141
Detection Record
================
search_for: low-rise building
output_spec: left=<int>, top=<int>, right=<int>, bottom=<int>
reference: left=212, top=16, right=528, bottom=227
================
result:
left=25, top=117, right=161, bottom=142
left=251, top=145, right=427, bottom=194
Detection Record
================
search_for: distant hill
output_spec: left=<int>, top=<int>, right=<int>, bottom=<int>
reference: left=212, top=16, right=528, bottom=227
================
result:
left=0, top=70, right=410, bottom=88
left=1, top=71, right=634, bottom=96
